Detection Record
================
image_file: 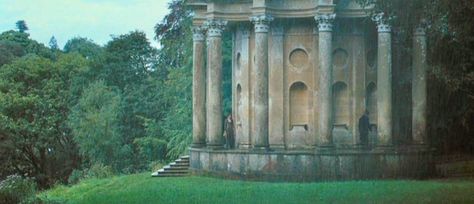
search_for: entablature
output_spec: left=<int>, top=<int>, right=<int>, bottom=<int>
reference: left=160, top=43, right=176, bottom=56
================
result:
left=188, top=0, right=373, bottom=26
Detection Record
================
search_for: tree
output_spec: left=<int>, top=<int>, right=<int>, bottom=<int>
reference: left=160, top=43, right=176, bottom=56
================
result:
left=49, top=36, right=58, bottom=50
left=102, top=31, right=158, bottom=89
left=0, top=41, right=24, bottom=67
left=63, top=37, right=103, bottom=59
left=0, top=30, right=53, bottom=60
left=15, top=20, right=28, bottom=33
left=0, top=54, right=87, bottom=188
left=154, top=0, right=192, bottom=70
left=68, top=81, right=128, bottom=170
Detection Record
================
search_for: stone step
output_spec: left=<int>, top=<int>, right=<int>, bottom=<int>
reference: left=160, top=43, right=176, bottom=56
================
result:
left=175, top=159, right=189, bottom=164
left=169, top=163, right=189, bottom=168
left=154, top=173, right=188, bottom=177
left=151, top=155, right=190, bottom=177
left=164, top=166, right=188, bottom=171
left=159, top=170, right=189, bottom=174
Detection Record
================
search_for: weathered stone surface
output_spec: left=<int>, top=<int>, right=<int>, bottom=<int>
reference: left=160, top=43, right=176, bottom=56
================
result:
left=316, top=13, right=335, bottom=148
left=189, top=148, right=435, bottom=181
left=188, top=1, right=432, bottom=181
left=412, top=24, right=427, bottom=145
left=192, top=26, right=206, bottom=147
left=205, top=19, right=226, bottom=148
left=250, top=15, right=273, bottom=149
left=373, top=13, right=393, bottom=147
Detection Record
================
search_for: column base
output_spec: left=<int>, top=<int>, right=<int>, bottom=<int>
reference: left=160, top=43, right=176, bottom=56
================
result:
left=238, top=144, right=251, bottom=149
left=191, top=142, right=206, bottom=148
left=316, top=145, right=334, bottom=153
left=269, top=144, right=285, bottom=150
left=252, top=145, right=270, bottom=151
left=374, top=145, right=394, bottom=151
left=206, top=144, right=225, bottom=150
left=352, top=144, right=370, bottom=150
left=409, top=144, right=429, bottom=151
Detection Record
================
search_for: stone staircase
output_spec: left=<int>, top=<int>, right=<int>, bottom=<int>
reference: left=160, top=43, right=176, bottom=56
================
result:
left=151, top=155, right=190, bottom=177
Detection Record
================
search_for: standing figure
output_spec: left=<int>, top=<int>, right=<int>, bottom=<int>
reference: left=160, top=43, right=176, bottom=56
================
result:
left=358, top=110, right=370, bottom=147
left=223, top=114, right=235, bottom=149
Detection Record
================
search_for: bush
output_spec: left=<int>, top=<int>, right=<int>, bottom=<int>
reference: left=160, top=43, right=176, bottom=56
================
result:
left=85, top=164, right=114, bottom=179
left=149, top=161, right=165, bottom=172
left=0, top=174, right=39, bottom=204
left=67, top=169, right=85, bottom=185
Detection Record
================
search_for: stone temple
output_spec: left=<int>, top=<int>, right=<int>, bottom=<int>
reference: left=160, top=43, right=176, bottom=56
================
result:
left=188, top=0, right=433, bottom=180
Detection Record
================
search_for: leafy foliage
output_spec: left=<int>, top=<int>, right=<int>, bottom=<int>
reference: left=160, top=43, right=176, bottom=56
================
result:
left=68, top=81, right=125, bottom=169
left=15, top=20, right=28, bottom=33
left=0, top=30, right=53, bottom=61
left=0, top=54, right=86, bottom=187
left=0, top=175, right=38, bottom=204
left=49, top=36, right=58, bottom=50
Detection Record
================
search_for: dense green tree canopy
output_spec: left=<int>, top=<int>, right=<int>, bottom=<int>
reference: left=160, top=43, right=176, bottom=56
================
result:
left=15, top=20, right=28, bottom=33
left=0, top=54, right=87, bottom=187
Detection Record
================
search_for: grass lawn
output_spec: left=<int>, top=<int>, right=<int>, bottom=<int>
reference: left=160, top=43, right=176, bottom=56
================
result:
left=40, top=173, right=474, bottom=204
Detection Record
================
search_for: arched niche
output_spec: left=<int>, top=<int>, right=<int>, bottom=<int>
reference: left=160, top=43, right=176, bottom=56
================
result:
left=236, top=52, right=241, bottom=70
left=366, top=82, right=377, bottom=125
left=332, top=81, right=349, bottom=126
left=236, top=84, right=242, bottom=127
left=289, top=82, right=309, bottom=130
left=366, top=49, right=377, bottom=71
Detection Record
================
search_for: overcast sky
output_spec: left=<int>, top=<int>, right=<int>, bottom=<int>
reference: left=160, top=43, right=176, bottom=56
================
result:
left=0, top=0, right=172, bottom=48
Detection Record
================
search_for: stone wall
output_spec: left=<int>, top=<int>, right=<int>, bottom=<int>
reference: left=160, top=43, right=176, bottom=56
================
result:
left=190, top=148, right=434, bottom=181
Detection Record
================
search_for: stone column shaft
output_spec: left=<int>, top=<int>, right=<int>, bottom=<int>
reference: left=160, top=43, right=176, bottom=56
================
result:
left=373, top=14, right=393, bottom=146
left=192, top=26, right=206, bottom=147
left=250, top=15, right=273, bottom=149
left=412, top=24, right=427, bottom=145
left=205, top=19, right=227, bottom=148
left=316, top=13, right=336, bottom=148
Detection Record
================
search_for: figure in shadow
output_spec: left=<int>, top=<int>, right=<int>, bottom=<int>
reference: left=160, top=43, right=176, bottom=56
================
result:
left=358, top=110, right=370, bottom=147
left=223, top=114, right=235, bottom=149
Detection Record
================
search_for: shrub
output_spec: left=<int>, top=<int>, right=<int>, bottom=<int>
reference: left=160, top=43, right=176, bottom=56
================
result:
left=149, top=161, right=165, bottom=172
left=0, top=174, right=39, bottom=204
left=85, top=164, right=114, bottom=179
left=67, top=169, right=85, bottom=185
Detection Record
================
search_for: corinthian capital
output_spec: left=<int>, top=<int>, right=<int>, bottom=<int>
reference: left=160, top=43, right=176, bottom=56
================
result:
left=192, top=25, right=206, bottom=41
left=204, top=19, right=227, bottom=37
left=315, top=13, right=336, bottom=32
left=372, top=12, right=392, bottom=33
left=250, top=14, right=274, bottom=33
left=414, top=19, right=427, bottom=36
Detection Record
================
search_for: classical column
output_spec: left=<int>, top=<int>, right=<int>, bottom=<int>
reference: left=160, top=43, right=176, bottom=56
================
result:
left=250, top=15, right=273, bottom=149
left=372, top=13, right=393, bottom=147
left=412, top=22, right=427, bottom=145
left=192, top=26, right=206, bottom=147
left=204, top=19, right=227, bottom=149
left=315, top=13, right=336, bottom=149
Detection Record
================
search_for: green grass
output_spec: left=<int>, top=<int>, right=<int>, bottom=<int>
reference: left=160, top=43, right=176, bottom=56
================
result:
left=40, top=173, right=474, bottom=204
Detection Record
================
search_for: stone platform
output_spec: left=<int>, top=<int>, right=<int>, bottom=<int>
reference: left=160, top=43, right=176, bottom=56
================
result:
left=189, top=147, right=434, bottom=181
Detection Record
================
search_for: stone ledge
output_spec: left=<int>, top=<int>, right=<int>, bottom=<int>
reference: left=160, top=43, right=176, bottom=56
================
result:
left=189, top=147, right=434, bottom=155
left=189, top=147, right=435, bottom=181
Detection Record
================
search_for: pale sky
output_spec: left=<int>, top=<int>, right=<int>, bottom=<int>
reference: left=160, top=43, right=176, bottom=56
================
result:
left=0, top=0, right=173, bottom=48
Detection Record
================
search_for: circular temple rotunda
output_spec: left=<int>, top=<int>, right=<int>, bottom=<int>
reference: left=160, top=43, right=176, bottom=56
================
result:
left=188, top=0, right=433, bottom=181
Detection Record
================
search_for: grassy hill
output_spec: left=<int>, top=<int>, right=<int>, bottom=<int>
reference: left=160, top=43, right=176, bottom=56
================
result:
left=40, top=173, right=474, bottom=204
